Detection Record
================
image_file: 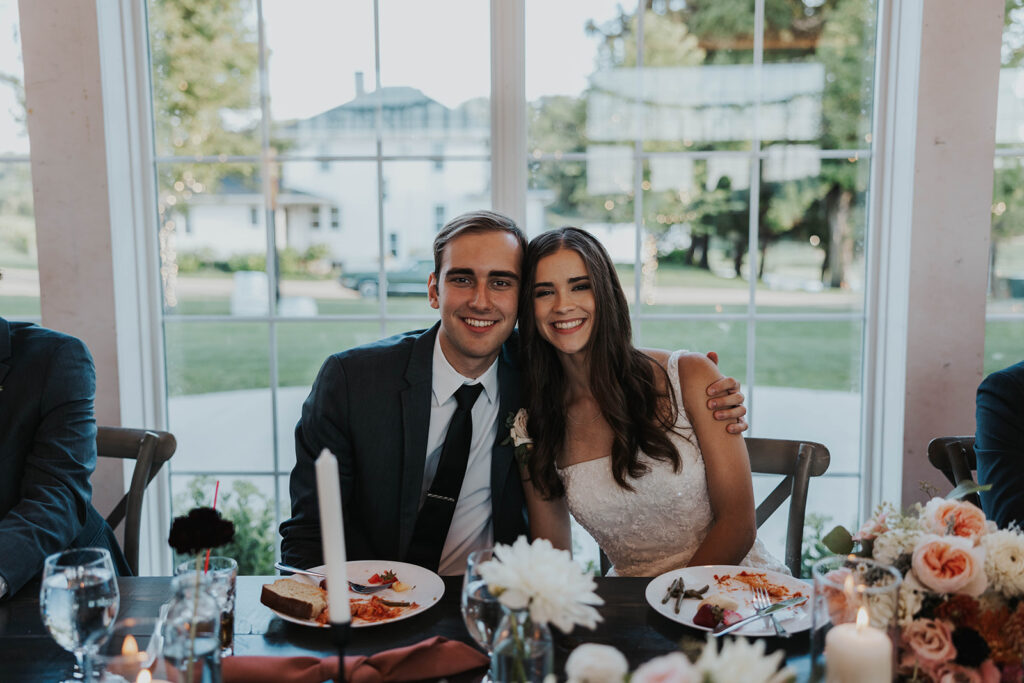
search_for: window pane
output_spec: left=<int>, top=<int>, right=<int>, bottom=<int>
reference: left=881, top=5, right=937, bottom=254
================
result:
left=172, top=474, right=277, bottom=575
left=275, top=321, right=392, bottom=472
left=148, top=0, right=261, bottom=159
left=990, top=157, right=1024, bottom=312
left=378, top=0, right=489, bottom=157
left=157, top=162, right=268, bottom=315
left=263, top=0, right=376, bottom=155
left=757, top=157, right=868, bottom=312
left=762, top=0, right=877, bottom=152
left=0, top=2, right=37, bottom=316
left=528, top=155, right=635, bottom=238
left=642, top=156, right=751, bottom=314
left=633, top=319, right=748, bottom=386
left=752, top=320, right=862, bottom=477
left=0, top=161, right=37, bottom=316
left=276, top=160, right=377, bottom=315
left=985, top=320, right=1024, bottom=376
left=165, top=320, right=273, bottom=472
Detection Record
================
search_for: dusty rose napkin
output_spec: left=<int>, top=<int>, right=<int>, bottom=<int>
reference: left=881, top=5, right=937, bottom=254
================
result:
left=221, top=636, right=489, bottom=683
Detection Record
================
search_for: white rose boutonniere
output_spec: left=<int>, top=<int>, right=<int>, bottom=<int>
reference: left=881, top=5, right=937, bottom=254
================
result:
left=502, top=408, right=534, bottom=471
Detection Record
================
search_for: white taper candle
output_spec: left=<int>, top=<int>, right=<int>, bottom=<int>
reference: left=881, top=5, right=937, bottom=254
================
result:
left=314, top=448, right=351, bottom=624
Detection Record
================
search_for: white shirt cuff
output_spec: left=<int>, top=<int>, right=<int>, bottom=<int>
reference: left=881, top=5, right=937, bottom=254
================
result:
left=0, top=575, right=7, bottom=599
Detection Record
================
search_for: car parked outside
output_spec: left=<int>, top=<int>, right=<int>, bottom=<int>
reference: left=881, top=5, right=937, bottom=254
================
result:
left=339, top=258, right=435, bottom=298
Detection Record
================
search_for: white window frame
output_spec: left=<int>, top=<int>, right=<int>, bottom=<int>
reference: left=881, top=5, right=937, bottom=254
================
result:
left=14, top=0, right=1003, bottom=574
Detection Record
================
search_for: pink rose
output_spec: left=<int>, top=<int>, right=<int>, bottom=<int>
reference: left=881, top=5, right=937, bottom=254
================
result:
left=928, top=661, right=988, bottom=683
left=853, top=509, right=890, bottom=542
left=630, top=653, right=697, bottom=683
left=900, top=619, right=956, bottom=669
left=911, top=534, right=988, bottom=596
left=922, top=498, right=988, bottom=541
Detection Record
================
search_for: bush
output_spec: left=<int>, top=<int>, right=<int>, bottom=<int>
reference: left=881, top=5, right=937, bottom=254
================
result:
left=800, top=512, right=834, bottom=579
left=173, top=476, right=276, bottom=575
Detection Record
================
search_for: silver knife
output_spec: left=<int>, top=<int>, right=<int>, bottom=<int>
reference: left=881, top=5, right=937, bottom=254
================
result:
left=711, top=595, right=807, bottom=637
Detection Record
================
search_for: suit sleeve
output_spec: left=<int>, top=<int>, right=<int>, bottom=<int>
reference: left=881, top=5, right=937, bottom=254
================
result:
left=975, top=366, right=1024, bottom=528
left=0, top=338, right=97, bottom=596
left=280, top=355, right=373, bottom=568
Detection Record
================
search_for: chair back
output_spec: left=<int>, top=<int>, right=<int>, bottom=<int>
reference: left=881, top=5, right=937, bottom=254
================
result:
left=926, top=436, right=979, bottom=507
left=97, top=427, right=177, bottom=574
left=746, top=437, right=830, bottom=577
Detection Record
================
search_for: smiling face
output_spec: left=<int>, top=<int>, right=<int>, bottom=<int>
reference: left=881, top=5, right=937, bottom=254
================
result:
left=531, top=248, right=596, bottom=357
left=427, top=230, right=523, bottom=378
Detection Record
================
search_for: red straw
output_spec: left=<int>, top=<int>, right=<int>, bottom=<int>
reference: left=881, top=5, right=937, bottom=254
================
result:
left=203, top=480, right=221, bottom=573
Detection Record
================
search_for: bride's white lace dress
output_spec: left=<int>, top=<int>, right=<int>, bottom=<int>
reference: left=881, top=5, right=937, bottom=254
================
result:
left=556, top=350, right=787, bottom=577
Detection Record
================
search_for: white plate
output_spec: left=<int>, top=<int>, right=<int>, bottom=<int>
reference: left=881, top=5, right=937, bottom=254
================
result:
left=645, top=565, right=811, bottom=636
left=266, top=560, right=445, bottom=628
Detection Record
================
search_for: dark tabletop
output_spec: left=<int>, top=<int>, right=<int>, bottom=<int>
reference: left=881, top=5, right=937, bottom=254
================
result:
left=0, top=575, right=811, bottom=681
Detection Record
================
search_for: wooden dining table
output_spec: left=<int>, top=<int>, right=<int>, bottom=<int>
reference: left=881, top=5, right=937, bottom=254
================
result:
left=0, top=575, right=813, bottom=681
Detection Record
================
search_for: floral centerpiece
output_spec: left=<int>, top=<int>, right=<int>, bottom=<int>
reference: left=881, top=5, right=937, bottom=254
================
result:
left=166, top=507, right=235, bottom=682
left=565, top=637, right=795, bottom=683
left=822, top=493, right=1024, bottom=682
left=479, top=535, right=603, bottom=682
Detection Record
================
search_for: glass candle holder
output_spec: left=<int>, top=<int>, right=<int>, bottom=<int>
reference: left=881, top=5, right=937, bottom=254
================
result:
left=811, top=555, right=902, bottom=683
left=175, top=556, right=238, bottom=656
left=90, top=617, right=162, bottom=683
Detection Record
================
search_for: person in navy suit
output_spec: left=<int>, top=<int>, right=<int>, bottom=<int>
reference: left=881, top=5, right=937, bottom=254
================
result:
left=0, top=315, right=129, bottom=598
left=976, top=360, right=1024, bottom=528
left=279, top=211, right=749, bottom=574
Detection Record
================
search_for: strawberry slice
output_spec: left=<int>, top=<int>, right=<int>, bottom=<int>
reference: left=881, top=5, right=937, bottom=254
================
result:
left=368, top=570, right=398, bottom=585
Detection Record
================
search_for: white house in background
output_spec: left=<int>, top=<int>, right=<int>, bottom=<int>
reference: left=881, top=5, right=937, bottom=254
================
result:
left=175, top=64, right=829, bottom=270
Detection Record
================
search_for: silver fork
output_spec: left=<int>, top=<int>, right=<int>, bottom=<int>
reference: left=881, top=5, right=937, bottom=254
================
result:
left=752, top=585, right=788, bottom=637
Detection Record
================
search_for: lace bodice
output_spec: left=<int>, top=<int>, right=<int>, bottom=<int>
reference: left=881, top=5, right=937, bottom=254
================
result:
left=556, top=350, right=787, bottom=577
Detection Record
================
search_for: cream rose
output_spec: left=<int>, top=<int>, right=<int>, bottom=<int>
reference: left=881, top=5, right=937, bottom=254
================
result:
left=900, top=618, right=956, bottom=667
left=911, top=534, right=987, bottom=596
left=873, top=528, right=922, bottom=566
left=511, top=408, right=533, bottom=448
left=630, top=653, right=697, bottom=683
left=922, top=497, right=988, bottom=541
left=565, top=644, right=628, bottom=683
left=982, top=528, right=1024, bottom=597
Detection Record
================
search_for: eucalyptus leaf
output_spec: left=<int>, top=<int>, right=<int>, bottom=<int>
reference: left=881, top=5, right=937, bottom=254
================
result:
left=822, top=525, right=854, bottom=555
left=945, top=481, right=993, bottom=501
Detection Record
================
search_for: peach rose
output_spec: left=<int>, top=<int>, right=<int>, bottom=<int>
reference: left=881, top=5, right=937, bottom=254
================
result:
left=821, top=568, right=858, bottom=625
left=922, top=498, right=988, bottom=541
left=853, top=509, right=891, bottom=542
left=911, top=534, right=987, bottom=596
left=900, top=619, right=956, bottom=668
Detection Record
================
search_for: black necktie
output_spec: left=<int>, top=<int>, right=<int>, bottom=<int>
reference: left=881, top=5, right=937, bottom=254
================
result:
left=405, top=383, right=485, bottom=571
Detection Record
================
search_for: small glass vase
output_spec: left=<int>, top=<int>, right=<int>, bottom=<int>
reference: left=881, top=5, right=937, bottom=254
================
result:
left=162, top=572, right=222, bottom=683
left=489, top=606, right=553, bottom=683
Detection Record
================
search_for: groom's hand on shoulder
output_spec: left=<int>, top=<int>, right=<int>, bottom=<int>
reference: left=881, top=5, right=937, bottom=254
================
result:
left=704, top=351, right=747, bottom=434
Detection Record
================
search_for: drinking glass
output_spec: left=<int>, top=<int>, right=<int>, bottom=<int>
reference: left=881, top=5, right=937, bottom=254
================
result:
left=810, top=555, right=901, bottom=682
left=175, top=555, right=238, bottom=655
left=461, top=549, right=502, bottom=658
left=40, top=547, right=120, bottom=683
left=91, top=616, right=163, bottom=683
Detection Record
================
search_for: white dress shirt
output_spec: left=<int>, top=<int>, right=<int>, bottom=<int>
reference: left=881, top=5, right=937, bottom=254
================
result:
left=425, top=335, right=500, bottom=576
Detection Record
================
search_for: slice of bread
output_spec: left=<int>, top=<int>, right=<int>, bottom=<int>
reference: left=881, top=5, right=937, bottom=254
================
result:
left=260, top=578, right=327, bottom=621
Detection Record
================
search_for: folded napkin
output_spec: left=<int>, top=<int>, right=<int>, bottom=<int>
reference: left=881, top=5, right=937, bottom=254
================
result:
left=221, top=636, right=489, bottom=683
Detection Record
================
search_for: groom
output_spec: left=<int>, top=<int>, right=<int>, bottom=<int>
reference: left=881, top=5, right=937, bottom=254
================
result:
left=279, top=211, right=748, bottom=574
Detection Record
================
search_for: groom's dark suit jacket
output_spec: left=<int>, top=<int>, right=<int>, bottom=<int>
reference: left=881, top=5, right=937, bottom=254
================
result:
left=976, top=360, right=1024, bottom=529
left=280, top=323, right=528, bottom=568
left=0, top=318, right=128, bottom=597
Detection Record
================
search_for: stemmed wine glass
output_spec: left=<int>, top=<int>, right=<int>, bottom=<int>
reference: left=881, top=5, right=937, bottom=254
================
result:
left=461, top=548, right=501, bottom=679
left=40, top=547, right=120, bottom=682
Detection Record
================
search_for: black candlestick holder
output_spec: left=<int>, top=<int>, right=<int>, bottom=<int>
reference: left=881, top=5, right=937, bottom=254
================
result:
left=331, top=621, right=351, bottom=683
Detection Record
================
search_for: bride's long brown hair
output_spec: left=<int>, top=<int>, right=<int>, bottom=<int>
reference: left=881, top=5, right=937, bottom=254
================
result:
left=519, top=227, right=683, bottom=499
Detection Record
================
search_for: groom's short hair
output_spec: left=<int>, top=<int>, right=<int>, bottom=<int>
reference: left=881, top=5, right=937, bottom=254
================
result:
left=432, top=210, right=526, bottom=277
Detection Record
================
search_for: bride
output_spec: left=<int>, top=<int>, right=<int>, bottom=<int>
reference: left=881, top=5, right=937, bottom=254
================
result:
left=519, top=227, right=784, bottom=576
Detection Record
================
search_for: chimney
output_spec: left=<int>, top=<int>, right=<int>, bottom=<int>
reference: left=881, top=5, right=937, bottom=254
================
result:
left=355, top=72, right=365, bottom=96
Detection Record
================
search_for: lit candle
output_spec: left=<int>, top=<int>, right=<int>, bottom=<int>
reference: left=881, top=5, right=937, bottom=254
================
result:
left=825, top=606, right=891, bottom=683
left=315, top=448, right=351, bottom=624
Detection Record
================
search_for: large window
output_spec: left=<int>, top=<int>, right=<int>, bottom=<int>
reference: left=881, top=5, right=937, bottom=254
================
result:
left=148, top=0, right=878, bottom=574
left=0, top=0, right=37, bottom=319
left=989, top=7, right=1024, bottom=375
